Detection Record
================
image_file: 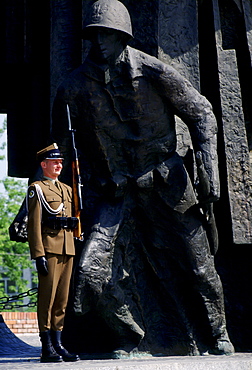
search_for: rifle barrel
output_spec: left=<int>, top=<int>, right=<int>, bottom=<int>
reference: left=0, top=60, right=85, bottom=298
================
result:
left=67, top=104, right=84, bottom=239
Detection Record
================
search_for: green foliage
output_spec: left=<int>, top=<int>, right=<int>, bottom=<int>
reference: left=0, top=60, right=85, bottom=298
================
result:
left=0, top=118, right=37, bottom=311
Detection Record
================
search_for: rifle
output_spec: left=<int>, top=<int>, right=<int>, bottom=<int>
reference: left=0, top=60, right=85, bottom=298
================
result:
left=195, top=151, right=219, bottom=255
left=67, top=104, right=84, bottom=240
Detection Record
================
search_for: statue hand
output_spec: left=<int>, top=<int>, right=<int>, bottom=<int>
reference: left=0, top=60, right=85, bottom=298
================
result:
left=195, top=151, right=219, bottom=205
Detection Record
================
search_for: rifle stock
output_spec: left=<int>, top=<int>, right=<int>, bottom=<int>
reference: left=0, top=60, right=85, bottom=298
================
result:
left=72, top=160, right=83, bottom=239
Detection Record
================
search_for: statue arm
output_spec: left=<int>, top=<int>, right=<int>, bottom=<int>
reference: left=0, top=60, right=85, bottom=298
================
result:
left=159, top=66, right=220, bottom=203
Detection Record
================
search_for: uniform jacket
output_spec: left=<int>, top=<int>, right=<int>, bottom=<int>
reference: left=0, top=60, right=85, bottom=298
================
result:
left=53, top=45, right=220, bottom=213
left=27, top=179, right=75, bottom=259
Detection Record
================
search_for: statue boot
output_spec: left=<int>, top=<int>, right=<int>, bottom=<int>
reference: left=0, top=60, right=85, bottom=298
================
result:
left=39, top=331, right=62, bottom=363
left=108, top=304, right=145, bottom=358
left=51, top=330, right=80, bottom=362
left=112, top=337, right=141, bottom=359
left=210, top=331, right=235, bottom=355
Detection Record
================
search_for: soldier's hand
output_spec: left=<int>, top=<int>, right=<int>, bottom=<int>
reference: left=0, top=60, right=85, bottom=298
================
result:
left=36, top=256, right=49, bottom=276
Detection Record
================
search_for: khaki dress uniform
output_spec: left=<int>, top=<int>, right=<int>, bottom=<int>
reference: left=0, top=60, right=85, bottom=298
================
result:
left=27, top=178, right=75, bottom=333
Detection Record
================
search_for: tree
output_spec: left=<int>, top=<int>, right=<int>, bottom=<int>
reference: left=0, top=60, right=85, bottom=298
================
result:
left=0, top=118, right=37, bottom=311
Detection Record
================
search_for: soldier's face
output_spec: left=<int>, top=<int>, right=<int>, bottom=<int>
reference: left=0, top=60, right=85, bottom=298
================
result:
left=91, top=28, right=124, bottom=63
left=41, top=159, right=63, bottom=180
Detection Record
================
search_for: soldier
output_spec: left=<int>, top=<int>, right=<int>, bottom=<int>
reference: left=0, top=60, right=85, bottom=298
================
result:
left=27, top=143, right=79, bottom=363
left=52, top=0, right=234, bottom=356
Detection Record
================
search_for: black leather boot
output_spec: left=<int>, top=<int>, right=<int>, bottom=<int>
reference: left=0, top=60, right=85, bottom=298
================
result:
left=51, top=330, right=79, bottom=362
left=40, top=331, right=62, bottom=363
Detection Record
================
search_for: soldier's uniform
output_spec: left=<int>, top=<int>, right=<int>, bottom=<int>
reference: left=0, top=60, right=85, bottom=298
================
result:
left=27, top=143, right=79, bottom=363
left=28, top=179, right=74, bottom=329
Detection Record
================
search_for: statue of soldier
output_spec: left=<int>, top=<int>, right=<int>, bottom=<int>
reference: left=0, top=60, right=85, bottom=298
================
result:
left=52, top=0, right=234, bottom=356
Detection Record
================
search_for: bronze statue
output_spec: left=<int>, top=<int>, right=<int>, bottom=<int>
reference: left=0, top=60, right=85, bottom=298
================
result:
left=52, top=0, right=234, bottom=357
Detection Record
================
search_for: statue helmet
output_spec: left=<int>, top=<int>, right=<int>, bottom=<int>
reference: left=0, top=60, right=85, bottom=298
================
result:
left=83, top=0, right=133, bottom=41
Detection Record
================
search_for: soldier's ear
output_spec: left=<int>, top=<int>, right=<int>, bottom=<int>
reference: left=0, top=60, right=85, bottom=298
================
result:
left=41, top=161, right=47, bottom=169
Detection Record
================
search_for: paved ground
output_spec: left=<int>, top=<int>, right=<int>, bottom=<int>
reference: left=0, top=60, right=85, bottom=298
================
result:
left=0, top=334, right=252, bottom=370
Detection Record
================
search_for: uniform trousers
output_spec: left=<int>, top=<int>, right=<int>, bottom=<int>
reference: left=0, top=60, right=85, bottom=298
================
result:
left=37, top=253, right=73, bottom=332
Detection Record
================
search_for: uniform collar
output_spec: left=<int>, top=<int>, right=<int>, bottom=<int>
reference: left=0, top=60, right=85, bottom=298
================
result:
left=42, top=177, right=62, bottom=196
left=43, top=176, right=58, bottom=185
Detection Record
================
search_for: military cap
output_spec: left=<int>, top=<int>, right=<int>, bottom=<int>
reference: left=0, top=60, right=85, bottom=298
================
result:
left=36, top=143, right=63, bottom=162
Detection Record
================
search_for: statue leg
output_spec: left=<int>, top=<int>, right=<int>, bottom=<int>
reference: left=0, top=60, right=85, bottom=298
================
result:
left=73, top=197, right=144, bottom=354
left=137, top=188, right=234, bottom=354
left=162, top=207, right=234, bottom=355
left=96, top=297, right=144, bottom=356
left=73, top=199, right=125, bottom=315
left=178, top=210, right=234, bottom=355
